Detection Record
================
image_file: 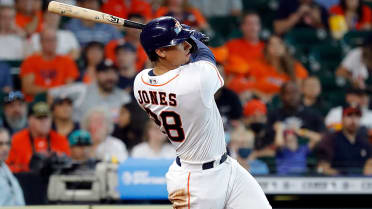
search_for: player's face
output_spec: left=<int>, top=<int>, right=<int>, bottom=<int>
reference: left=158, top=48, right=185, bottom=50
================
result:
left=162, top=41, right=192, bottom=67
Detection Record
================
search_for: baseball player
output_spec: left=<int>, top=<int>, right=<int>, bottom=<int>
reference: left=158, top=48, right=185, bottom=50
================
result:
left=133, top=16, right=271, bottom=209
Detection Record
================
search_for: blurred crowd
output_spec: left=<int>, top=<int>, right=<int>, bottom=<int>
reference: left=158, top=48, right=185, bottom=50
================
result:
left=1, top=0, right=372, bottom=205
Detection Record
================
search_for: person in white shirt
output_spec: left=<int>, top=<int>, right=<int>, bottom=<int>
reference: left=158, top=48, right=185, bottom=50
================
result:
left=81, top=106, right=128, bottom=163
left=336, top=37, right=372, bottom=89
left=0, top=1, right=30, bottom=60
left=30, top=10, right=80, bottom=59
left=0, top=128, right=25, bottom=206
left=325, top=88, right=372, bottom=130
left=131, top=119, right=176, bottom=159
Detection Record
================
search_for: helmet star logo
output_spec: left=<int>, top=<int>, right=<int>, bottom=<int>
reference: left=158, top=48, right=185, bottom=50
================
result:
left=174, top=20, right=182, bottom=34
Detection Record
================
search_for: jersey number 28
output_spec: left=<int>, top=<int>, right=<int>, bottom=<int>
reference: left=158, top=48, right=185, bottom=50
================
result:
left=144, top=108, right=185, bottom=142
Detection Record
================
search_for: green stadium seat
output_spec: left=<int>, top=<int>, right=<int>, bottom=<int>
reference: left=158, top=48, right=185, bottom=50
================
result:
left=311, top=69, right=338, bottom=90
left=364, top=0, right=372, bottom=9
left=284, top=28, right=330, bottom=54
left=207, top=32, right=225, bottom=47
left=208, top=16, right=239, bottom=40
left=308, top=41, right=347, bottom=72
left=342, top=30, right=372, bottom=47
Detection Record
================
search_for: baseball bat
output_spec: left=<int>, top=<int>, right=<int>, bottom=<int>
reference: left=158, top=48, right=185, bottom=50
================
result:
left=47, top=1, right=145, bottom=29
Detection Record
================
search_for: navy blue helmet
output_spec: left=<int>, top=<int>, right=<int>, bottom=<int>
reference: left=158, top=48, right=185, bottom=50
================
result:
left=140, top=16, right=193, bottom=56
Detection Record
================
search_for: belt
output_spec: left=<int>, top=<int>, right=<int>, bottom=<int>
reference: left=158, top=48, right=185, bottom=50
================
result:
left=176, top=152, right=228, bottom=170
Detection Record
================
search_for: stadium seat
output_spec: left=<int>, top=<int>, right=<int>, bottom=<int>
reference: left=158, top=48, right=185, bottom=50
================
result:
left=342, top=30, right=372, bottom=47
left=208, top=16, right=239, bottom=40
left=364, top=0, right=372, bottom=9
left=308, top=41, right=347, bottom=73
left=284, top=28, right=330, bottom=55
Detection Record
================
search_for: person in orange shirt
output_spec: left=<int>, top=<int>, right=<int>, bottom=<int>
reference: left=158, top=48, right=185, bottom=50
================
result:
left=249, top=35, right=308, bottom=101
left=20, top=28, right=79, bottom=101
left=154, top=0, right=209, bottom=30
left=330, top=0, right=372, bottom=30
left=6, top=102, right=70, bottom=173
left=15, top=0, right=43, bottom=35
left=105, top=14, right=148, bottom=72
left=101, top=0, right=152, bottom=21
left=224, top=12, right=265, bottom=77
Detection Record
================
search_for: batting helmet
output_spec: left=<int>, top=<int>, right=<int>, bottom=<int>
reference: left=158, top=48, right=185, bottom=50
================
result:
left=140, top=16, right=193, bottom=57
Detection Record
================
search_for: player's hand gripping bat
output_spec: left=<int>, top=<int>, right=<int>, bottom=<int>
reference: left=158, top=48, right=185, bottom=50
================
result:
left=47, top=1, right=145, bottom=29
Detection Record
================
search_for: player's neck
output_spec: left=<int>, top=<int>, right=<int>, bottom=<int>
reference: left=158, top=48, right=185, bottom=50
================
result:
left=153, top=62, right=178, bottom=75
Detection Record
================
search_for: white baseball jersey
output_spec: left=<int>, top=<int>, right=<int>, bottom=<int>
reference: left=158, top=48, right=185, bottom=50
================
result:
left=133, top=60, right=226, bottom=163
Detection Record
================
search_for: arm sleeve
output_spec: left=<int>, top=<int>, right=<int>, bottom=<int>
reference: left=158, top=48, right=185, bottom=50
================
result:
left=19, top=58, right=34, bottom=77
left=190, top=37, right=216, bottom=64
left=198, top=61, right=224, bottom=108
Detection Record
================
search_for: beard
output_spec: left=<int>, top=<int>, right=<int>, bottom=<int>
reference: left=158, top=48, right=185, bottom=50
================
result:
left=98, top=80, right=116, bottom=93
left=5, top=114, right=27, bottom=132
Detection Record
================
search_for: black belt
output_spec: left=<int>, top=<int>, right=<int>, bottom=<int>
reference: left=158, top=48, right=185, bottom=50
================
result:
left=176, top=152, right=228, bottom=170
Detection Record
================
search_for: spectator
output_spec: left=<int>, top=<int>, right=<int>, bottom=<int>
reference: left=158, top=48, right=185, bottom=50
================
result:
left=274, top=121, right=321, bottom=175
left=274, top=0, right=329, bottom=35
left=6, top=102, right=70, bottom=173
left=229, top=123, right=270, bottom=175
left=0, top=62, right=13, bottom=92
left=242, top=99, right=271, bottom=150
left=248, top=35, right=308, bottom=101
left=0, top=0, right=29, bottom=60
left=131, top=120, right=176, bottom=159
left=316, top=104, right=372, bottom=175
left=325, top=88, right=372, bottom=130
left=105, top=14, right=148, bottom=71
left=115, top=43, right=137, bottom=92
left=81, top=106, right=128, bottom=162
left=65, top=0, right=123, bottom=46
left=112, top=103, right=143, bottom=151
left=68, top=130, right=97, bottom=173
left=330, top=0, right=372, bottom=30
left=31, top=11, right=80, bottom=59
left=1, top=91, right=27, bottom=135
left=241, top=99, right=276, bottom=170
left=188, top=0, right=242, bottom=17
left=224, top=12, right=264, bottom=77
left=0, top=128, right=25, bottom=206
left=336, top=37, right=372, bottom=89
left=215, top=64, right=242, bottom=129
left=51, top=96, right=80, bottom=138
left=20, top=28, right=79, bottom=101
left=49, top=61, right=131, bottom=121
left=267, top=82, right=325, bottom=147
left=80, top=41, right=105, bottom=83
left=101, top=0, right=152, bottom=20
left=154, top=0, right=209, bottom=30
left=302, top=76, right=330, bottom=116
left=15, top=0, right=43, bottom=35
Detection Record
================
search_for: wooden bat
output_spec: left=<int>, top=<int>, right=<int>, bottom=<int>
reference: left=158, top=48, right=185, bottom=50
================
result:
left=47, top=1, right=145, bottom=29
